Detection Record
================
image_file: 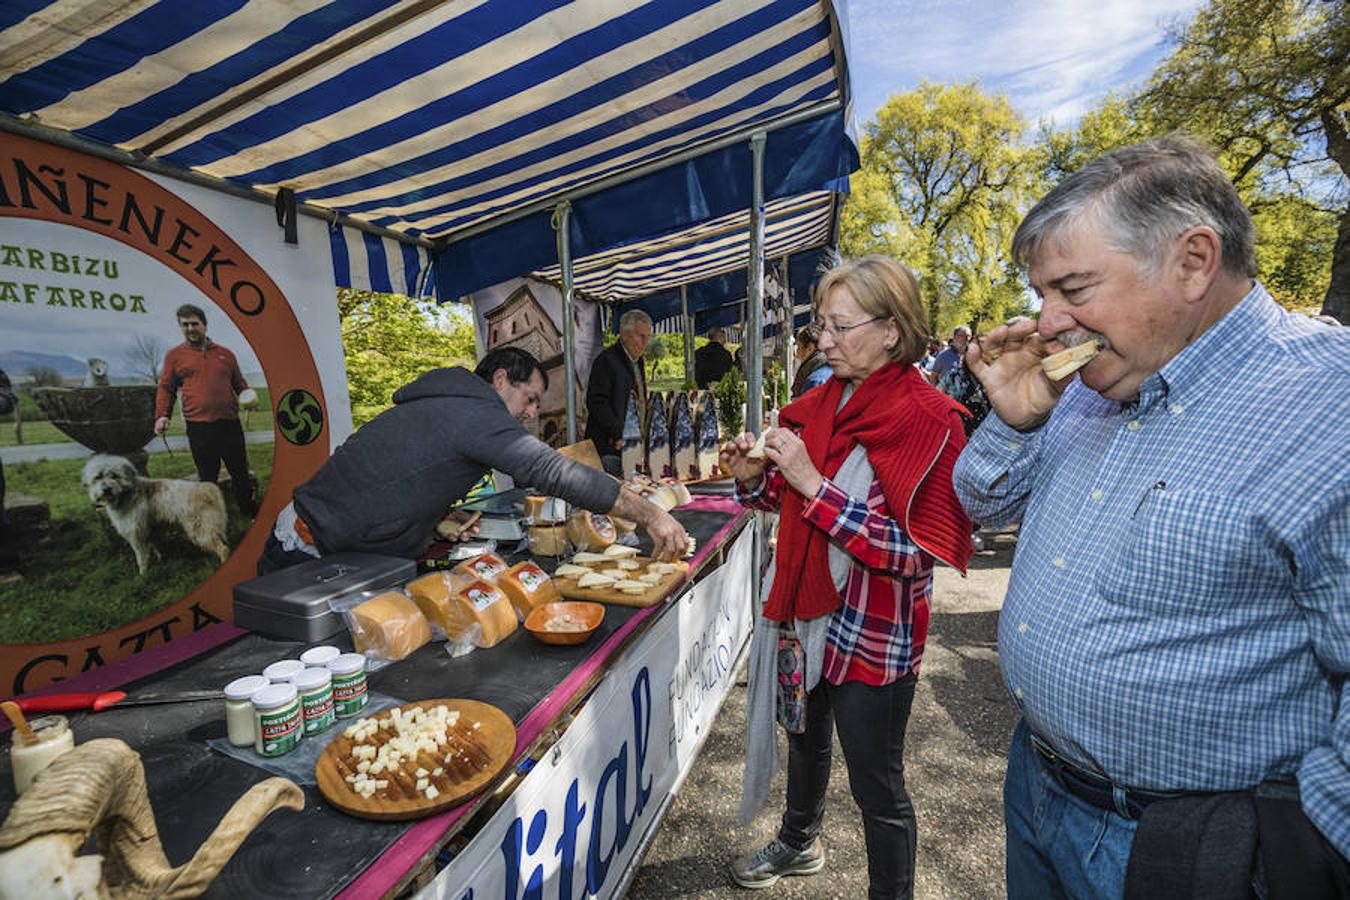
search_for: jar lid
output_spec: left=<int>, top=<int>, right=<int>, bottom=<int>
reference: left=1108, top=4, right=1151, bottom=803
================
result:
left=252, top=682, right=298, bottom=710
left=327, top=652, right=367, bottom=675
left=299, top=646, right=340, bottom=667
left=292, top=667, right=332, bottom=691
left=223, top=674, right=270, bottom=701
left=262, top=659, right=306, bottom=682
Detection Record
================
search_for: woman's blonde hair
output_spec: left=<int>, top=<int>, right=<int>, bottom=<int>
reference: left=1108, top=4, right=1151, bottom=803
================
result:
left=813, top=256, right=927, bottom=365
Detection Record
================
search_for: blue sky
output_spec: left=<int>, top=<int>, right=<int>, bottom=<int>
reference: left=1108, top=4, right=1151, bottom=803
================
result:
left=843, top=0, right=1207, bottom=129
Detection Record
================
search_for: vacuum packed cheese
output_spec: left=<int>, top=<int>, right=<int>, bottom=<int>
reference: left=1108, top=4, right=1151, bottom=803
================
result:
left=696, top=393, right=721, bottom=479
left=349, top=591, right=432, bottom=661
left=446, top=579, right=518, bottom=648
left=454, top=552, right=508, bottom=582
left=498, top=561, right=562, bottom=617
left=566, top=511, right=617, bottom=551
left=407, top=572, right=467, bottom=634
left=671, top=393, right=698, bottom=481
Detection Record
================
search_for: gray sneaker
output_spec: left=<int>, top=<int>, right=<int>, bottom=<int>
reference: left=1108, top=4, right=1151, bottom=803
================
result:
left=730, top=838, right=825, bottom=889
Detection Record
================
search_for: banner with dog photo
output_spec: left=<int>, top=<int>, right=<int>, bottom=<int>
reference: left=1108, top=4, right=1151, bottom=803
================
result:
left=0, top=133, right=353, bottom=694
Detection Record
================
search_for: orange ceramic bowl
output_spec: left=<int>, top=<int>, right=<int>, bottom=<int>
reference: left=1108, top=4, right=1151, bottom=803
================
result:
left=524, top=601, right=605, bottom=646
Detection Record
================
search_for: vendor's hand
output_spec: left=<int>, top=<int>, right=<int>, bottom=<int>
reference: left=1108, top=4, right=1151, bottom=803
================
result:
left=719, top=432, right=767, bottom=487
left=646, top=508, right=690, bottom=561
left=153, top=416, right=170, bottom=436
left=435, top=509, right=481, bottom=542
left=967, top=318, right=1066, bottom=431
left=763, top=428, right=823, bottom=498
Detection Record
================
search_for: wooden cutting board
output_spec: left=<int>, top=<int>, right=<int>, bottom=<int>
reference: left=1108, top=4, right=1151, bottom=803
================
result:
left=315, top=698, right=516, bottom=821
left=553, top=558, right=689, bottom=608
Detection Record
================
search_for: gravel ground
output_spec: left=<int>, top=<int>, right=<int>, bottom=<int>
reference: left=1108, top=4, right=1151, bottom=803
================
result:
left=628, top=532, right=1019, bottom=899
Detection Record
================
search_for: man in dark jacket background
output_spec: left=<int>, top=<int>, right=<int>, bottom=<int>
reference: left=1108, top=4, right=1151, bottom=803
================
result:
left=258, top=346, right=686, bottom=573
left=694, top=327, right=735, bottom=388
left=585, top=309, right=652, bottom=476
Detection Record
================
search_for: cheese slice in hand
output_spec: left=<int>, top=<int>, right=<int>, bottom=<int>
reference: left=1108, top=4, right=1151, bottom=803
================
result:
left=1041, top=340, right=1101, bottom=381
left=746, top=431, right=767, bottom=459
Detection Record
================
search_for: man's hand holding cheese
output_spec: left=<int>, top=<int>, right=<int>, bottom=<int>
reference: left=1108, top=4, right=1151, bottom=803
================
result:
left=258, top=347, right=688, bottom=573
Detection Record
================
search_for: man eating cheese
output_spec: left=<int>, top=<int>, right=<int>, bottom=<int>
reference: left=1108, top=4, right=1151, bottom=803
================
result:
left=258, top=347, right=688, bottom=573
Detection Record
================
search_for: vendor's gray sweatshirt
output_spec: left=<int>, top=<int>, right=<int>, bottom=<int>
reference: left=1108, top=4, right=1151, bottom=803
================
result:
left=293, top=367, right=619, bottom=559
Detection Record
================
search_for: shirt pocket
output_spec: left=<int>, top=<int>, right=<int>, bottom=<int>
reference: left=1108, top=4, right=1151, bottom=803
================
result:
left=1092, top=489, right=1289, bottom=616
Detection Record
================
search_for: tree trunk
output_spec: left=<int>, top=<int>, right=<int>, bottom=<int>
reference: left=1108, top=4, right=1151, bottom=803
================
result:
left=1321, top=204, right=1350, bottom=323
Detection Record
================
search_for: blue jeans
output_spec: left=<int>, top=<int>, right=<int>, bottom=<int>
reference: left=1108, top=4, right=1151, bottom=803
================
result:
left=1005, top=719, right=1137, bottom=900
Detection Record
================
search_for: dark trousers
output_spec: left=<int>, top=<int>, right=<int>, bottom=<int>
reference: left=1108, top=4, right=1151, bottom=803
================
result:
left=186, top=419, right=254, bottom=513
left=780, top=673, right=918, bottom=900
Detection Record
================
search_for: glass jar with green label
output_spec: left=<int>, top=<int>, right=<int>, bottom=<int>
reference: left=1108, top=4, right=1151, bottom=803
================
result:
left=252, top=682, right=302, bottom=757
left=294, top=666, right=336, bottom=735
left=327, top=653, right=368, bottom=718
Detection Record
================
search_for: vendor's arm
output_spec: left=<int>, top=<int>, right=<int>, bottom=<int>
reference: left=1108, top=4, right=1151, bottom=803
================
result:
left=1290, top=478, right=1350, bottom=860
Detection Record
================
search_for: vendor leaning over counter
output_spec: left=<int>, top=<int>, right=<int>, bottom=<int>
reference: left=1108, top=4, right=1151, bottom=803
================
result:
left=257, top=347, right=688, bottom=574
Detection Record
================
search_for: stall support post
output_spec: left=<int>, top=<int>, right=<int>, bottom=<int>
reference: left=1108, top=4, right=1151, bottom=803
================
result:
left=779, top=255, right=793, bottom=394
left=747, top=131, right=766, bottom=438
left=681, top=284, right=694, bottom=386
left=552, top=201, right=578, bottom=444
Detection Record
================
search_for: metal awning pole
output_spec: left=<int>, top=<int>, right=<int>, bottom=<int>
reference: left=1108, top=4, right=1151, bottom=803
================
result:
left=780, top=255, right=793, bottom=388
left=553, top=202, right=578, bottom=444
left=747, top=132, right=766, bottom=438
left=681, top=284, right=694, bottom=385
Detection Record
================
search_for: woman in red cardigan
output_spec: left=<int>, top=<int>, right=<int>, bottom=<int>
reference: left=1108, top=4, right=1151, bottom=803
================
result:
left=725, top=256, right=973, bottom=900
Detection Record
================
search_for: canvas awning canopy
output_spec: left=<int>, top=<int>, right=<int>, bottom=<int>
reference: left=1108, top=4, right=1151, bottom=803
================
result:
left=1, top=0, right=856, bottom=301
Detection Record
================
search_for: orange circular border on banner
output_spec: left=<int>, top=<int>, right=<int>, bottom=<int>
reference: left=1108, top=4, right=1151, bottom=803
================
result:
left=1, top=133, right=331, bottom=694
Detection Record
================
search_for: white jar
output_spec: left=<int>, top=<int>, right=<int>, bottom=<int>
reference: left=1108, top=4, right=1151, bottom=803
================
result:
left=262, top=659, right=305, bottom=683
left=223, top=675, right=269, bottom=747
left=253, top=683, right=302, bottom=757
left=10, top=715, right=75, bottom=795
left=299, top=645, right=340, bottom=667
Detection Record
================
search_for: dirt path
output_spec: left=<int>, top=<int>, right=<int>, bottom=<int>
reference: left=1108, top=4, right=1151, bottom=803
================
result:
left=629, top=533, right=1019, bottom=899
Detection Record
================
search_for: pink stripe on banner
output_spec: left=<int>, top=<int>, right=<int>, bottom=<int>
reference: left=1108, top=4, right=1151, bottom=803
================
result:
left=338, top=500, right=746, bottom=899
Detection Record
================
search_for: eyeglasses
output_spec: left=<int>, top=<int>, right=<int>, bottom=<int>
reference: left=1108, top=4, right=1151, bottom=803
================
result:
left=813, top=316, right=883, bottom=339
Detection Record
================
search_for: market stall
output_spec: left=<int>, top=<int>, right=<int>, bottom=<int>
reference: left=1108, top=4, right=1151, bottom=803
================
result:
left=1, top=2, right=857, bottom=895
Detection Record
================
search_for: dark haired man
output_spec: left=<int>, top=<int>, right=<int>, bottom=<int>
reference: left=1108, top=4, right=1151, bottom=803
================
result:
left=155, top=303, right=256, bottom=514
left=258, top=348, right=688, bottom=573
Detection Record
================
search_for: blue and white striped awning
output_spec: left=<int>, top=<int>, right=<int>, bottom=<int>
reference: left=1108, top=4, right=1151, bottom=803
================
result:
left=328, top=225, right=435, bottom=298
left=0, top=1, right=856, bottom=299
left=533, top=190, right=835, bottom=303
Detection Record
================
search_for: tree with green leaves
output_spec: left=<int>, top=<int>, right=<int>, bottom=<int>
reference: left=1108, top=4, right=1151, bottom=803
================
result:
left=840, top=82, right=1038, bottom=335
left=336, top=289, right=476, bottom=426
left=1135, top=0, right=1348, bottom=319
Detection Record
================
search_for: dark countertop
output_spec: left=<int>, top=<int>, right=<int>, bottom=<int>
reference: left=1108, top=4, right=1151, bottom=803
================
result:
left=0, top=505, right=740, bottom=899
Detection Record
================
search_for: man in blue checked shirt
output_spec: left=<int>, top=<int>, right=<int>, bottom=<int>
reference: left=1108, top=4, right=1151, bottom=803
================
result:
left=953, top=136, right=1350, bottom=898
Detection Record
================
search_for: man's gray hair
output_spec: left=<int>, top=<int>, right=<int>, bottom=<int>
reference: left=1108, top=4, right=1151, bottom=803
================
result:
left=1012, top=135, right=1256, bottom=279
left=618, top=308, right=653, bottom=332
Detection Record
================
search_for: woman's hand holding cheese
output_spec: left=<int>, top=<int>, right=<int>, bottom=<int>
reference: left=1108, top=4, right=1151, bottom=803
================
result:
left=720, top=432, right=767, bottom=487
left=965, top=318, right=1066, bottom=432
left=761, top=427, right=822, bottom=498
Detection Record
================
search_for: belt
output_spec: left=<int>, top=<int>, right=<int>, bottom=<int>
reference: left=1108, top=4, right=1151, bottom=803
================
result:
left=1030, top=733, right=1185, bottom=820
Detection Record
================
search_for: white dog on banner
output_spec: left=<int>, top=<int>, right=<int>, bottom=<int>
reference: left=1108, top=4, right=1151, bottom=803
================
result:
left=81, top=454, right=230, bottom=575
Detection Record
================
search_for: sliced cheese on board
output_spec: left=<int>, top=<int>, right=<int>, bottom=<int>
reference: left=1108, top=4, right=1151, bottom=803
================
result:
left=577, top=571, right=617, bottom=588
left=497, top=561, right=561, bottom=617
left=554, top=563, right=591, bottom=577
left=600, top=567, right=627, bottom=579
left=350, top=591, right=432, bottom=661
left=615, top=559, right=640, bottom=571
left=569, top=551, right=610, bottom=564
left=637, top=572, right=664, bottom=584
left=603, top=544, right=639, bottom=558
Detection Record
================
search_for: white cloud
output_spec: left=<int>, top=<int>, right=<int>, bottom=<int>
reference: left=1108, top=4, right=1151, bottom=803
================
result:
left=844, top=0, right=1204, bottom=128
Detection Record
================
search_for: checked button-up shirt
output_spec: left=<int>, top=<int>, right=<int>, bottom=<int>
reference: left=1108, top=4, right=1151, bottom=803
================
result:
left=953, top=283, right=1350, bottom=856
left=740, top=469, right=934, bottom=686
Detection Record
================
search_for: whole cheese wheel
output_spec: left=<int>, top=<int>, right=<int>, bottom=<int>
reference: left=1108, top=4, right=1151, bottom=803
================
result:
left=454, top=552, right=508, bottom=582
left=446, top=579, right=518, bottom=648
left=565, top=511, right=617, bottom=551
left=498, top=561, right=562, bottom=617
left=349, top=591, right=431, bottom=661
left=406, top=572, right=467, bottom=635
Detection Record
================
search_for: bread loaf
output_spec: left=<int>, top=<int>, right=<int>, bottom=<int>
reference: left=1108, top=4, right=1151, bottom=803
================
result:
left=349, top=591, right=432, bottom=661
left=498, top=561, right=562, bottom=617
left=565, top=511, right=616, bottom=551
left=446, top=579, right=518, bottom=648
left=454, top=552, right=508, bottom=582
